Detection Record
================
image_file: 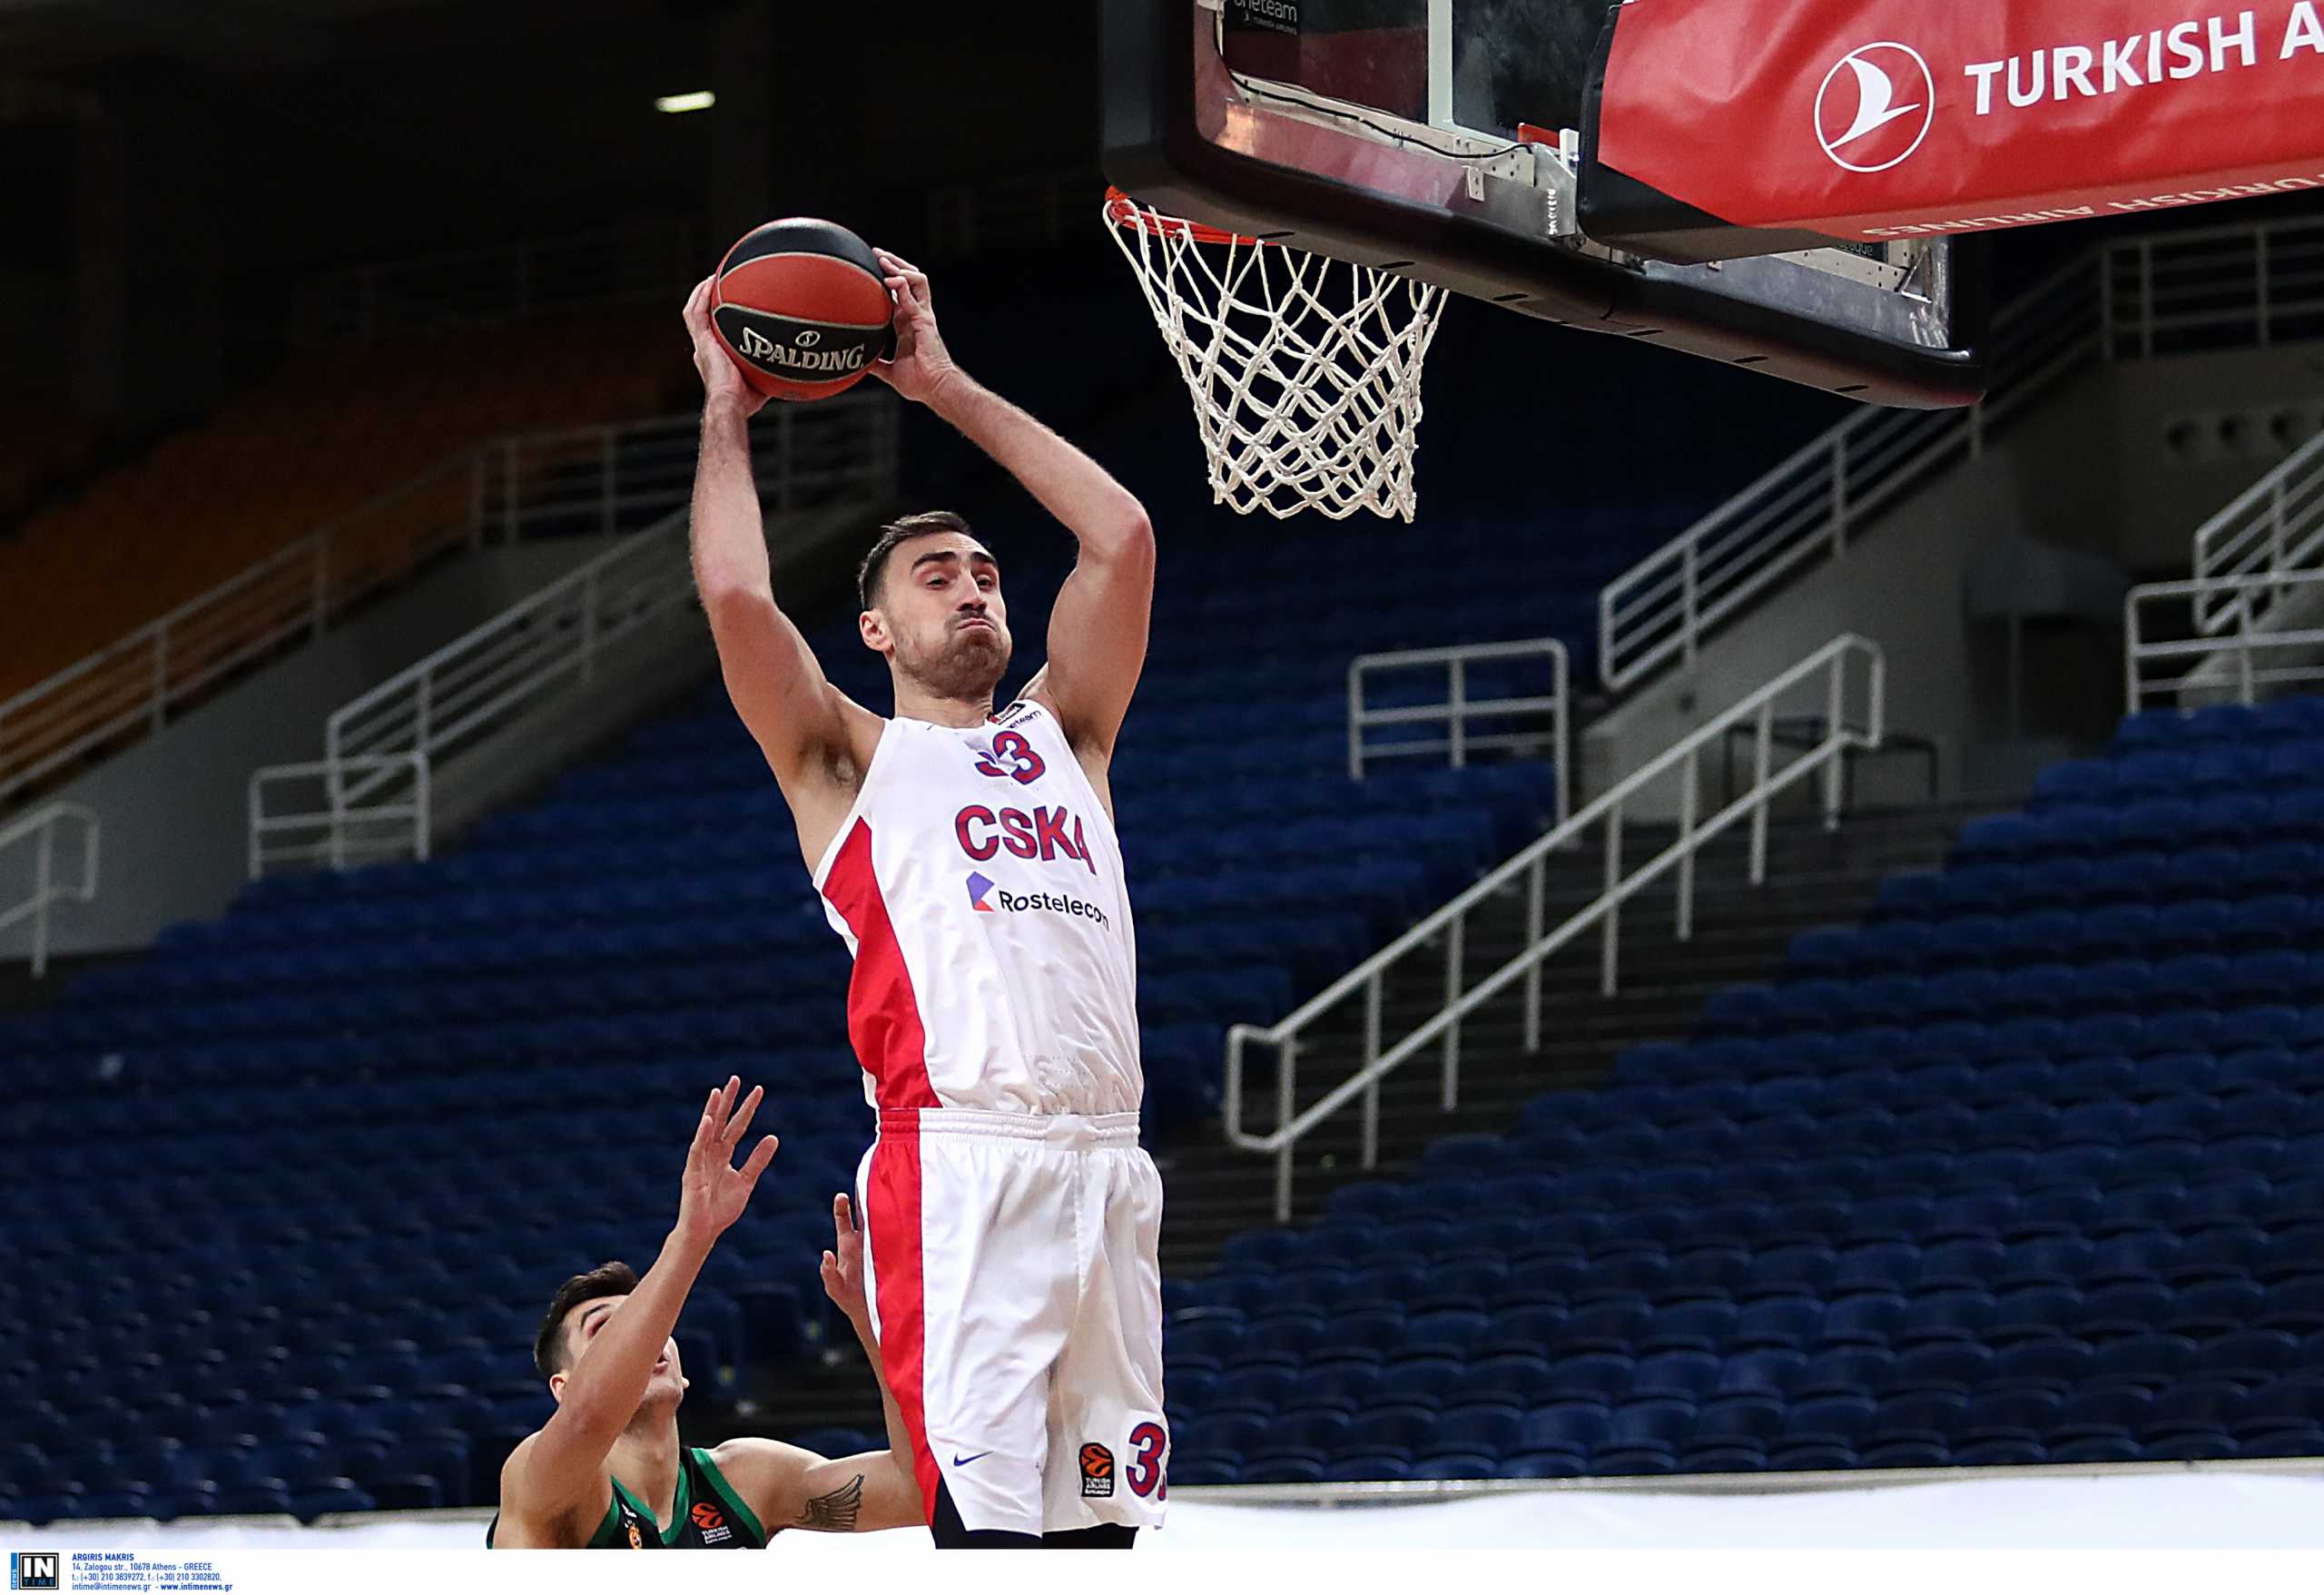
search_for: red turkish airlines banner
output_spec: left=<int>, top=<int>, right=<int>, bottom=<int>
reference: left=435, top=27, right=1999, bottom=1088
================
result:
left=1585, top=0, right=2324, bottom=261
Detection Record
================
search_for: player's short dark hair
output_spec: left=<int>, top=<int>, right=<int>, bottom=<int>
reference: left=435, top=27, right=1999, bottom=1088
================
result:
left=533, top=1260, right=637, bottom=1380
left=858, top=510, right=978, bottom=609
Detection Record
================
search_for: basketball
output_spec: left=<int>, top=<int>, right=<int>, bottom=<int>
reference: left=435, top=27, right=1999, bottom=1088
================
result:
left=710, top=217, right=893, bottom=401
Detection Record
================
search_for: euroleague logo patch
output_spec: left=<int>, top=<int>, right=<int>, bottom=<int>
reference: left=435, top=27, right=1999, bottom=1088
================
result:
left=1816, top=43, right=1936, bottom=173
left=691, top=1501, right=733, bottom=1544
left=1078, top=1441, right=1116, bottom=1498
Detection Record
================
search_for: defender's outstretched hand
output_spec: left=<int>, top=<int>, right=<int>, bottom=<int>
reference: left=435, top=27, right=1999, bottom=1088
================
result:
left=867, top=249, right=958, bottom=405
left=684, top=277, right=768, bottom=418
left=677, top=1076, right=779, bottom=1243
left=820, top=1193, right=871, bottom=1327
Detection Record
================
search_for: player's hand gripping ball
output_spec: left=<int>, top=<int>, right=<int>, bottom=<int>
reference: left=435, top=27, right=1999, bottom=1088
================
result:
left=708, top=217, right=895, bottom=401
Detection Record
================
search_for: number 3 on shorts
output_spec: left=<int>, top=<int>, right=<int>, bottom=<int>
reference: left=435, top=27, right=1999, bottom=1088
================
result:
left=1127, top=1421, right=1167, bottom=1499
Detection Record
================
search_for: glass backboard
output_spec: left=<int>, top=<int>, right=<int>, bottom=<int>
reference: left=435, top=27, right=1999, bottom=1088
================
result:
left=1103, top=0, right=1985, bottom=408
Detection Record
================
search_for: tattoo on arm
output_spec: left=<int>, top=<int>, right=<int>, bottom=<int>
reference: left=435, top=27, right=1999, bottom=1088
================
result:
left=797, top=1472, right=864, bottom=1531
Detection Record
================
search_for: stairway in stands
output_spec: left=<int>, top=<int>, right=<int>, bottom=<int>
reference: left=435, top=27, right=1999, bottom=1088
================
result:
left=744, top=796, right=1986, bottom=1440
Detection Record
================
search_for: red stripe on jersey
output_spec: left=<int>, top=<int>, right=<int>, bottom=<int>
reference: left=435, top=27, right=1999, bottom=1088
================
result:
left=865, top=1123, right=941, bottom=1521
left=819, top=819, right=941, bottom=1111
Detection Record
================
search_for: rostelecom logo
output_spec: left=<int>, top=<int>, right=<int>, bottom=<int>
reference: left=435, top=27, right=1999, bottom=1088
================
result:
left=1816, top=42, right=1936, bottom=173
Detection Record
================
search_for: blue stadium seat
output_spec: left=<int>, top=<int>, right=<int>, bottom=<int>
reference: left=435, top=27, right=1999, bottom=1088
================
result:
left=1431, top=1401, right=1524, bottom=1460
left=1562, top=1300, right=1652, bottom=1354
left=2079, top=1280, right=2173, bottom=1339
left=1240, top=1454, right=1329, bottom=1484
left=1600, top=1397, right=1696, bottom=1453
left=1886, top=1342, right=1994, bottom=1397
left=1713, top=1349, right=1805, bottom=1398
left=1792, top=1345, right=1893, bottom=1402
left=1818, top=1293, right=1907, bottom=1347
left=1207, top=1366, right=1302, bottom=1419
left=1334, top=1403, right=1438, bottom=1462
left=1630, top=1351, right=1722, bottom=1401
left=1164, top=1309, right=1246, bottom=1374
left=1958, top=1389, right=2063, bottom=1447
left=1315, top=1310, right=1408, bottom=1366
left=1643, top=1300, right=1738, bottom=1354
left=1281, top=1362, right=1384, bottom=1419
left=1237, top=1312, right=1334, bottom=1370
left=63, top=687, right=2324, bottom=1493
left=1990, top=1336, right=2094, bottom=1396
left=1517, top=1401, right=1613, bottom=1458
left=1692, top=1395, right=1786, bottom=1448
left=1369, top=1356, right=1470, bottom=1411
left=1545, top=1353, right=1636, bottom=1404
left=1180, top=1413, right=1270, bottom=1464
left=1780, top=1395, right=1877, bottom=1452
left=2051, top=1386, right=2152, bottom=1442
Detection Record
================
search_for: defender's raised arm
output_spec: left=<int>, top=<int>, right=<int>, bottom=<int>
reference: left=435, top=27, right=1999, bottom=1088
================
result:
left=496, top=1079, right=777, bottom=1545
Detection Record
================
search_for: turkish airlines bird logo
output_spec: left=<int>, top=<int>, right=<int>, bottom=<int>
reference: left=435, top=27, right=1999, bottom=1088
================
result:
left=1815, top=43, right=1936, bottom=173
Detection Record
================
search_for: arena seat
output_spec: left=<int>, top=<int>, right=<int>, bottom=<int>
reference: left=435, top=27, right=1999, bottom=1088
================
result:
left=0, top=308, right=684, bottom=706
left=1164, top=697, right=2324, bottom=1480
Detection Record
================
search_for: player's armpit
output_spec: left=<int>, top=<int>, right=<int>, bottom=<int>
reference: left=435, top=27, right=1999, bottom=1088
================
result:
left=703, top=590, right=854, bottom=774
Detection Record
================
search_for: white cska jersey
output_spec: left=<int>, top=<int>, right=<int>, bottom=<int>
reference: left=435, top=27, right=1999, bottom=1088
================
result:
left=812, top=698, right=1142, bottom=1117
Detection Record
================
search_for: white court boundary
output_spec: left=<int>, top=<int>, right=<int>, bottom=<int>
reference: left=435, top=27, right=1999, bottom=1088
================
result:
left=10, top=1462, right=2324, bottom=1554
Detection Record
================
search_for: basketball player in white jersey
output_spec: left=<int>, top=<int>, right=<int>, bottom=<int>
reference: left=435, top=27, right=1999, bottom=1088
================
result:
left=681, top=253, right=1162, bottom=1548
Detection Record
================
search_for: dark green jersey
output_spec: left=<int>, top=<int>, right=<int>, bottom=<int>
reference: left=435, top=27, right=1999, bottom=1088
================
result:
left=487, top=1445, right=769, bottom=1549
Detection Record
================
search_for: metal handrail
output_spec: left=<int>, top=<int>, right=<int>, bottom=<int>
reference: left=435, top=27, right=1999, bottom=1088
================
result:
left=1347, top=637, right=1571, bottom=823
left=248, top=756, right=431, bottom=879
left=2189, top=432, right=2324, bottom=632
left=0, top=802, right=99, bottom=978
left=2125, top=565, right=2324, bottom=710
left=1226, top=635, right=1885, bottom=1219
left=1599, top=213, right=2324, bottom=695
left=2104, top=212, right=2324, bottom=359
left=249, top=390, right=897, bottom=873
left=0, top=452, right=479, bottom=807
left=322, top=517, right=696, bottom=814
left=0, top=403, right=893, bottom=812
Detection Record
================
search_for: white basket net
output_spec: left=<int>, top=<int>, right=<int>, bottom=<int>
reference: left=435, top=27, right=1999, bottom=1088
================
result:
left=1104, top=189, right=1447, bottom=522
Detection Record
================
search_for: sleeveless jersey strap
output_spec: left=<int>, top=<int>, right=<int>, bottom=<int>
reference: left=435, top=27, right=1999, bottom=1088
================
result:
left=687, top=1447, right=773, bottom=1546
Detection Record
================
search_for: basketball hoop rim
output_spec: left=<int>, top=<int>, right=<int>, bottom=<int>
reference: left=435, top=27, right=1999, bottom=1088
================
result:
left=1104, top=186, right=1275, bottom=248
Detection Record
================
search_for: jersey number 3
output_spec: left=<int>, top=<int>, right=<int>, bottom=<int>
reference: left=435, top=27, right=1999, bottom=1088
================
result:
left=1127, top=1421, right=1167, bottom=1500
left=974, top=730, right=1046, bottom=785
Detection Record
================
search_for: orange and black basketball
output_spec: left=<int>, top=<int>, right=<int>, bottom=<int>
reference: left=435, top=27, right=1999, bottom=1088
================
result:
left=1078, top=1442, right=1114, bottom=1480
left=710, top=218, right=893, bottom=402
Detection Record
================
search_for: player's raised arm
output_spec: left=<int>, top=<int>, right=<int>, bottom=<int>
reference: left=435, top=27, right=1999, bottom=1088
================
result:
left=682, top=279, right=877, bottom=800
left=869, top=249, right=1155, bottom=761
left=499, top=1080, right=778, bottom=1533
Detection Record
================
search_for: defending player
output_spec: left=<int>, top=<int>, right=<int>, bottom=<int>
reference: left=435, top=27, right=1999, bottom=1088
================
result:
left=488, top=1078, right=924, bottom=1548
left=683, top=251, right=1165, bottom=1547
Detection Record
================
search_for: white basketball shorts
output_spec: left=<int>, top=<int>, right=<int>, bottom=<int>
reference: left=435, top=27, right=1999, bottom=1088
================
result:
left=856, top=1107, right=1171, bottom=1536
